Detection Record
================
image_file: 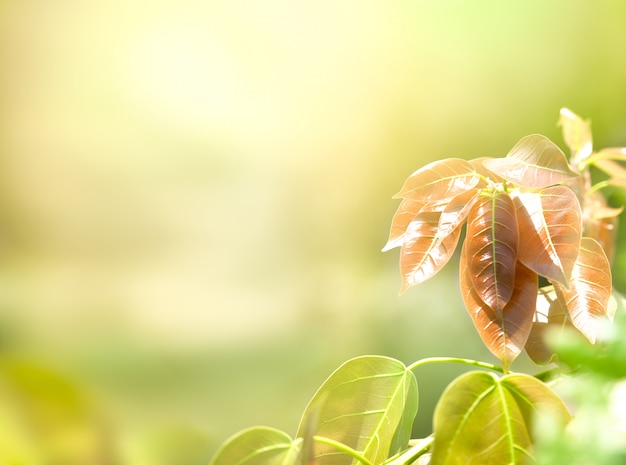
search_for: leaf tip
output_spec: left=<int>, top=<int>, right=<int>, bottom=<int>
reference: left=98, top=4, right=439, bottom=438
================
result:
left=382, top=241, right=396, bottom=253
left=559, top=107, right=576, bottom=120
left=501, top=360, right=511, bottom=374
left=399, top=278, right=415, bottom=295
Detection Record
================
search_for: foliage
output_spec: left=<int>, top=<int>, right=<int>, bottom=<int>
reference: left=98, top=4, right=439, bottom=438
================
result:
left=534, top=304, right=626, bottom=465
left=431, top=372, right=569, bottom=465
left=210, top=109, right=626, bottom=465
left=0, top=357, right=113, bottom=464
left=383, top=108, right=620, bottom=370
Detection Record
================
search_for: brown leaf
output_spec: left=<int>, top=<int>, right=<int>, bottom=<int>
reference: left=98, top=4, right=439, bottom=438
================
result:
left=383, top=196, right=456, bottom=252
left=583, top=193, right=619, bottom=264
left=393, top=158, right=480, bottom=201
left=465, top=191, right=519, bottom=312
left=584, top=217, right=618, bottom=266
left=383, top=198, right=426, bottom=252
left=399, top=212, right=462, bottom=293
left=437, top=188, right=480, bottom=237
left=460, top=242, right=538, bottom=371
left=554, top=237, right=612, bottom=343
left=483, top=135, right=580, bottom=188
left=514, top=186, right=582, bottom=287
left=469, top=157, right=505, bottom=183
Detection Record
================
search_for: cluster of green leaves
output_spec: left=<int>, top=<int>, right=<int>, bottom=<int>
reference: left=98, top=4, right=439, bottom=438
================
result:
left=209, top=355, right=571, bottom=465
left=384, top=108, right=624, bottom=370
left=534, top=303, right=626, bottom=465
left=210, top=110, right=626, bottom=465
left=210, top=356, right=417, bottom=465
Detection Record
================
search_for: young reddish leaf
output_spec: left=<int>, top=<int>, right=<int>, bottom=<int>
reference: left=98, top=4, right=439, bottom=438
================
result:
left=383, top=198, right=426, bottom=252
left=586, top=147, right=626, bottom=167
left=607, top=178, right=626, bottom=190
left=592, top=163, right=626, bottom=193
left=460, top=242, right=538, bottom=371
left=590, top=205, right=624, bottom=220
left=513, top=186, right=582, bottom=287
left=393, top=158, right=480, bottom=201
left=559, top=107, right=593, bottom=165
left=465, top=191, right=519, bottom=312
left=470, top=157, right=505, bottom=182
left=585, top=217, right=618, bottom=266
left=553, top=237, right=612, bottom=343
left=583, top=193, right=619, bottom=264
left=437, top=188, right=480, bottom=237
left=589, top=157, right=626, bottom=181
left=399, top=212, right=462, bottom=292
left=483, top=135, right=580, bottom=188
left=525, top=285, right=571, bottom=365
left=383, top=195, right=457, bottom=252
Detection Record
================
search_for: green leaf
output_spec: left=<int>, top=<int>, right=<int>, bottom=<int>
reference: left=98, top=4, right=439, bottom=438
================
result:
left=297, top=356, right=418, bottom=465
left=209, top=427, right=301, bottom=465
left=393, top=158, right=480, bottom=201
left=499, top=374, right=571, bottom=441
left=549, top=299, right=626, bottom=378
left=483, top=135, right=579, bottom=189
left=431, top=372, right=570, bottom=465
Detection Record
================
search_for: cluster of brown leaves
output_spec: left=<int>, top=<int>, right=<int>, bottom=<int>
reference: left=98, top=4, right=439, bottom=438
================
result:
left=384, top=109, right=625, bottom=370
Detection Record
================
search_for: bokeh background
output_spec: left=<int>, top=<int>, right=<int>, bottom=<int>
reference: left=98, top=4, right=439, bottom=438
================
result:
left=1, top=1, right=626, bottom=463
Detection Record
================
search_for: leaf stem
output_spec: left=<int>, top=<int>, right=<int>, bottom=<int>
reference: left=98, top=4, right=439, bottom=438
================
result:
left=532, top=367, right=561, bottom=383
left=476, top=173, right=491, bottom=186
left=407, top=357, right=504, bottom=374
left=586, top=180, right=612, bottom=196
left=313, top=436, right=373, bottom=465
left=384, top=435, right=434, bottom=465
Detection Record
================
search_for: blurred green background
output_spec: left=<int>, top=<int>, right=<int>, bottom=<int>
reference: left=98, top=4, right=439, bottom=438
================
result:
left=0, top=1, right=626, bottom=463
